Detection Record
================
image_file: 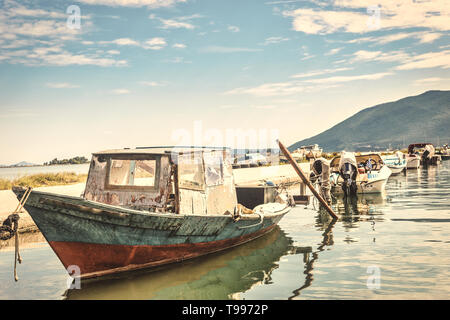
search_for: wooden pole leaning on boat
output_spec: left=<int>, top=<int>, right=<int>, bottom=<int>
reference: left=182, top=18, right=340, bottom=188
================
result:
left=277, top=140, right=338, bottom=220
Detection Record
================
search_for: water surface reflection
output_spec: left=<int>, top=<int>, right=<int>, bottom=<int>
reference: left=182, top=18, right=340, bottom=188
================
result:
left=66, top=227, right=312, bottom=300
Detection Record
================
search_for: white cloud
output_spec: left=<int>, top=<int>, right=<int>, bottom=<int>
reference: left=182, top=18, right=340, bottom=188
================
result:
left=413, top=77, right=449, bottom=85
left=345, top=48, right=450, bottom=71
left=151, top=14, right=203, bottom=30
left=283, top=8, right=367, bottom=34
left=263, top=36, right=290, bottom=45
left=164, top=57, right=191, bottom=63
left=3, top=47, right=128, bottom=67
left=139, top=81, right=168, bottom=86
left=304, top=72, right=393, bottom=84
left=351, top=50, right=410, bottom=63
left=8, top=5, right=67, bottom=19
left=107, top=50, right=120, bottom=55
left=111, top=88, right=130, bottom=95
left=347, top=31, right=444, bottom=45
left=202, top=46, right=263, bottom=53
left=0, top=3, right=125, bottom=67
left=225, top=71, right=392, bottom=97
left=395, top=50, right=450, bottom=70
left=110, top=38, right=140, bottom=46
left=418, top=33, right=443, bottom=44
left=225, top=81, right=339, bottom=97
left=100, top=37, right=167, bottom=50
left=291, top=67, right=351, bottom=79
left=159, top=19, right=194, bottom=29
left=283, top=0, right=450, bottom=34
left=7, top=20, right=84, bottom=40
left=173, top=43, right=186, bottom=49
left=325, top=47, right=343, bottom=55
left=45, top=82, right=80, bottom=88
left=300, top=53, right=315, bottom=61
left=144, top=37, right=167, bottom=50
left=228, top=26, right=240, bottom=32
left=77, top=0, right=186, bottom=8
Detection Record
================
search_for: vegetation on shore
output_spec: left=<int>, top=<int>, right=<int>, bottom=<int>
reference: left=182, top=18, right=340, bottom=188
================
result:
left=0, top=172, right=87, bottom=190
left=44, top=156, right=89, bottom=166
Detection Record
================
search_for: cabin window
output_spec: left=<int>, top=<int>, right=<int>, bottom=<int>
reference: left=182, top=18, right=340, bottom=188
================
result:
left=178, top=153, right=205, bottom=191
left=106, top=156, right=160, bottom=190
left=204, top=152, right=224, bottom=186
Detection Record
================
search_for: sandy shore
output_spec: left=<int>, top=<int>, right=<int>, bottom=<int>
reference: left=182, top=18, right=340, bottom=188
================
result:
left=0, top=183, right=85, bottom=232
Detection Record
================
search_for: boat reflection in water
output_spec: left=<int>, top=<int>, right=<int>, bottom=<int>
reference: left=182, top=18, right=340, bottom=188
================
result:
left=289, top=216, right=336, bottom=299
left=288, top=194, right=386, bottom=299
left=65, top=226, right=312, bottom=300
left=333, top=193, right=386, bottom=228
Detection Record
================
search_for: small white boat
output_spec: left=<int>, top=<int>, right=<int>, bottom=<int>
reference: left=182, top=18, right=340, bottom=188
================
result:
left=406, top=154, right=421, bottom=169
left=329, top=152, right=392, bottom=194
left=382, top=151, right=407, bottom=175
left=407, top=143, right=440, bottom=167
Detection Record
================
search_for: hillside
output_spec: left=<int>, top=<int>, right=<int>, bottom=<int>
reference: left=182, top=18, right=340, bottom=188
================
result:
left=289, top=90, right=450, bottom=152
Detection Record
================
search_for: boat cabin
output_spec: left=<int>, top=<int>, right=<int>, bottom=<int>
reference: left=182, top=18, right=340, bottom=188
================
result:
left=408, top=143, right=434, bottom=155
left=83, top=147, right=237, bottom=215
left=407, top=143, right=440, bottom=165
left=330, top=153, right=385, bottom=173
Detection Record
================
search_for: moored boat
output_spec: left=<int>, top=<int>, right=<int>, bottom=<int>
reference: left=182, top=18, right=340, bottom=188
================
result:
left=407, top=143, right=441, bottom=167
left=13, top=147, right=293, bottom=279
left=329, top=152, right=391, bottom=194
left=406, top=154, right=421, bottom=169
left=382, top=151, right=407, bottom=175
left=436, top=144, right=450, bottom=161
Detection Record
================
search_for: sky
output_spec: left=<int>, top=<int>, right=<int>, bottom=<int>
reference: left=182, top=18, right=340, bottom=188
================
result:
left=0, top=0, right=449, bottom=165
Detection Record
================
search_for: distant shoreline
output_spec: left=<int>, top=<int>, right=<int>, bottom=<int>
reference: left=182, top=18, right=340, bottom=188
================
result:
left=0, top=163, right=88, bottom=169
left=0, top=172, right=88, bottom=190
left=0, top=163, right=90, bottom=181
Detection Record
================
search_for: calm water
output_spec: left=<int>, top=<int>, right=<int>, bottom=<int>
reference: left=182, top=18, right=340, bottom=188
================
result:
left=0, top=162, right=449, bottom=299
left=0, top=163, right=90, bottom=180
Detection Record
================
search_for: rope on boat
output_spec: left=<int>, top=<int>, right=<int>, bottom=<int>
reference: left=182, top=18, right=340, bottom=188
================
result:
left=0, top=187, right=32, bottom=281
left=238, top=211, right=265, bottom=229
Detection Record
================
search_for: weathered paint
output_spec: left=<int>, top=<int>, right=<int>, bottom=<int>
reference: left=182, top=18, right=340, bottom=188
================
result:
left=12, top=148, right=291, bottom=279
left=83, top=154, right=171, bottom=210
left=15, top=189, right=288, bottom=278
left=48, top=225, right=277, bottom=278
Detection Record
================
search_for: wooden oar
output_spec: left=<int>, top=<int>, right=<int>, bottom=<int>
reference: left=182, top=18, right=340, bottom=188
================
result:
left=277, top=140, right=338, bottom=220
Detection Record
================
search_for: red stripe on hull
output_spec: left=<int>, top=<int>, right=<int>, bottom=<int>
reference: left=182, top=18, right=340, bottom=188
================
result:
left=49, top=225, right=276, bottom=279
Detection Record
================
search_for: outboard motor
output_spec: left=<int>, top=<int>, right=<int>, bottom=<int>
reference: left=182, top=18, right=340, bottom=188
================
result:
left=395, top=151, right=405, bottom=165
left=338, top=151, right=358, bottom=197
left=310, top=158, right=332, bottom=204
left=421, top=144, right=435, bottom=166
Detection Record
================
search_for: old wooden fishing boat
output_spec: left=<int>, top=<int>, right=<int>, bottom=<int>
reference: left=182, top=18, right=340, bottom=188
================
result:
left=13, top=147, right=293, bottom=279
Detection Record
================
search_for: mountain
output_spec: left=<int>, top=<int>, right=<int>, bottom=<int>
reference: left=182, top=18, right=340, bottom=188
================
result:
left=289, top=90, right=450, bottom=152
left=11, top=161, right=39, bottom=167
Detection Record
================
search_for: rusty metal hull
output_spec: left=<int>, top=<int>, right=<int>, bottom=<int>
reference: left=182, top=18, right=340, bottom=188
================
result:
left=13, top=189, right=289, bottom=279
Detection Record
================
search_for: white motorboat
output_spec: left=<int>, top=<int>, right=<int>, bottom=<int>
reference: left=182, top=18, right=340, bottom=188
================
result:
left=329, top=152, right=392, bottom=194
left=407, top=143, right=440, bottom=167
left=382, top=151, right=407, bottom=174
